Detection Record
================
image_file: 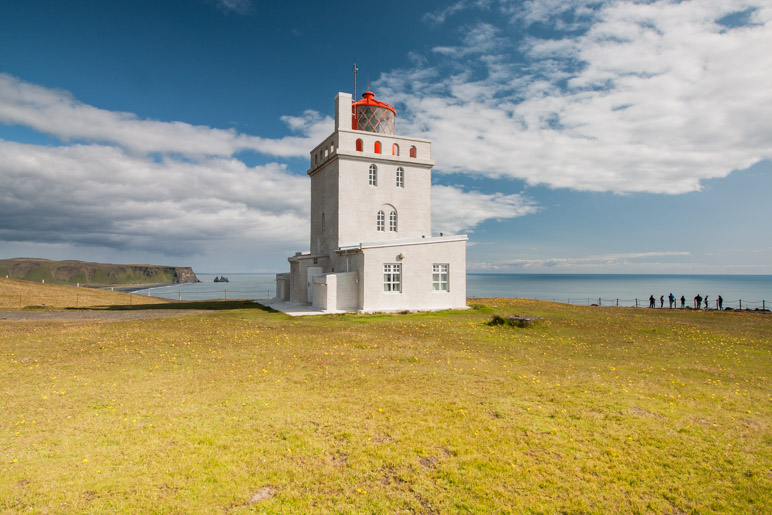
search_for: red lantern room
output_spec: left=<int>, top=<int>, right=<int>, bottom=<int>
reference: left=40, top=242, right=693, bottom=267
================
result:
left=352, top=91, right=396, bottom=134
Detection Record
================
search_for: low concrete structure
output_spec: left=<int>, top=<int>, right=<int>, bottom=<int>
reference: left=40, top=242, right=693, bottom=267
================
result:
left=276, top=91, right=467, bottom=313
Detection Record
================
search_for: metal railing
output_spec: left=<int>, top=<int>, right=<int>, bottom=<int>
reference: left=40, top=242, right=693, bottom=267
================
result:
left=132, top=289, right=275, bottom=302
left=543, top=297, right=768, bottom=310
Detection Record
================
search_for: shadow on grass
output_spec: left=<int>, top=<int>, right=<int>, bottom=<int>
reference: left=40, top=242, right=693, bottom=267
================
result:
left=67, top=300, right=278, bottom=313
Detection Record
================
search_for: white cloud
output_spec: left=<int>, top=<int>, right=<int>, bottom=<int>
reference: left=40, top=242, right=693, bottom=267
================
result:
left=382, top=0, right=772, bottom=194
left=0, top=139, right=309, bottom=255
left=431, top=185, right=539, bottom=234
left=470, top=251, right=692, bottom=272
left=0, top=74, right=538, bottom=266
left=0, top=74, right=331, bottom=158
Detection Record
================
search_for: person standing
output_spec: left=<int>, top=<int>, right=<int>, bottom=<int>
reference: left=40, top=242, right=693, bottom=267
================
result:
left=695, top=294, right=702, bottom=309
left=704, top=295, right=709, bottom=310
left=660, top=295, right=664, bottom=308
left=668, top=293, right=675, bottom=308
left=680, top=295, right=686, bottom=308
left=649, top=295, right=655, bottom=308
left=718, top=295, right=723, bottom=310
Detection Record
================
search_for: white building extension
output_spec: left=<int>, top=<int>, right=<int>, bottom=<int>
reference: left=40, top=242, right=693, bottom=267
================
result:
left=275, top=91, right=467, bottom=313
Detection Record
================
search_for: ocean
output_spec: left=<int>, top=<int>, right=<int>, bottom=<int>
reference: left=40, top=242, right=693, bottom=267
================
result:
left=134, top=273, right=771, bottom=310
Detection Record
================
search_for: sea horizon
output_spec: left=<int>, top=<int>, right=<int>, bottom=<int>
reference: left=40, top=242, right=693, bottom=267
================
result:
left=134, top=272, right=771, bottom=310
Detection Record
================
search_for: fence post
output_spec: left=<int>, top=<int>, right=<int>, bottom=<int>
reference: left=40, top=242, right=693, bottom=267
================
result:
left=764, top=300, right=766, bottom=311
left=598, top=297, right=601, bottom=306
left=616, top=299, right=619, bottom=307
left=635, top=298, right=638, bottom=308
left=739, top=299, right=742, bottom=310
left=178, top=292, right=181, bottom=302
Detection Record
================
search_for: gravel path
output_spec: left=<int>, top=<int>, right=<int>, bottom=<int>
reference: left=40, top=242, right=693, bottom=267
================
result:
left=0, top=309, right=209, bottom=322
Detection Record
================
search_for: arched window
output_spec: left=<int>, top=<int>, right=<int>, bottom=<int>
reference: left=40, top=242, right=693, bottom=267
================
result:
left=377, top=210, right=385, bottom=232
left=330, top=142, right=335, bottom=153
left=374, top=141, right=382, bottom=154
left=409, top=146, right=417, bottom=158
left=356, top=139, right=363, bottom=152
left=369, top=164, right=377, bottom=186
left=389, top=210, right=398, bottom=232
left=396, top=167, right=404, bottom=188
left=392, top=143, right=399, bottom=156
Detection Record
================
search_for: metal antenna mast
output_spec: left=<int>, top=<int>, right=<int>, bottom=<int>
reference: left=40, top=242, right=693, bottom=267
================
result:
left=353, top=61, right=359, bottom=99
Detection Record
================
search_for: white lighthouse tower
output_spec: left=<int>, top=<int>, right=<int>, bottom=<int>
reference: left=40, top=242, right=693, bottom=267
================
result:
left=275, top=90, right=467, bottom=313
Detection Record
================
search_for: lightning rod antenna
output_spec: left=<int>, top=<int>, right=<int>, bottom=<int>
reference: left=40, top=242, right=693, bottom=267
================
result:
left=353, top=61, right=359, bottom=99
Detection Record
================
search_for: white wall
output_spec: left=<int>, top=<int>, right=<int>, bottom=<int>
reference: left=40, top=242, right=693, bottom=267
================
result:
left=358, top=238, right=467, bottom=312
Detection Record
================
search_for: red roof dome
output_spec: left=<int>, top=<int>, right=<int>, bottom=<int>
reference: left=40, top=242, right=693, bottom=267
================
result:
left=352, top=91, right=396, bottom=134
left=353, top=91, right=396, bottom=113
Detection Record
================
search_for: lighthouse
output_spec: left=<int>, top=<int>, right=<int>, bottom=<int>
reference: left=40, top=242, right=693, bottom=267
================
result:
left=275, top=91, right=467, bottom=313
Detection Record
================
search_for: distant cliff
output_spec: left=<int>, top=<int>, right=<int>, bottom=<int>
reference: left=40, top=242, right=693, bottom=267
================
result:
left=0, top=258, right=200, bottom=286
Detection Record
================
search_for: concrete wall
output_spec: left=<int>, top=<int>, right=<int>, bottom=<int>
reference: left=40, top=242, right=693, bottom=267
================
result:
left=275, top=273, right=290, bottom=301
left=309, top=160, right=339, bottom=255
left=336, top=157, right=432, bottom=246
left=358, top=238, right=467, bottom=312
left=312, top=271, right=359, bottom=311
left=312, top=274, right=328, bottom=310
left=334, top=272, right=359, bottom=311
left=288, top=254, right=329, bottom=304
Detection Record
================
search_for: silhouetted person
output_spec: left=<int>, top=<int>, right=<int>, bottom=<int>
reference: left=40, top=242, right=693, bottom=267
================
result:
left=718, top=295, right=723, bottom=310
left=694, top=294, right=702, bottom=309
left=680, top=295, right=686, bottom=308
left=660, top=295, right=664, bottom=308
left=704, top=295, right=709, bottom=310
left=649, top=295, right=655, bottom=308
left=668, top=293, right=675, bottom=308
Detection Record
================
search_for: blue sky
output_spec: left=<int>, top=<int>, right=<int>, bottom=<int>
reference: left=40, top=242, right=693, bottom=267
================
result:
left=1, top=0, right=770, bottom=274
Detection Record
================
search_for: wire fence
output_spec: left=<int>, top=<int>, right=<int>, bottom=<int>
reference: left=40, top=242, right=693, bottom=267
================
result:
left=543, top=297, right=768, bottom=311
left=130, top=288, right=275, bottom=302
left=137, top=289, right=766, bottom=312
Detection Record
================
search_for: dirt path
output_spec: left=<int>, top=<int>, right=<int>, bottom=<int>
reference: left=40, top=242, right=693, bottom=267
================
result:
left=0, top=309, right=209, bottom=323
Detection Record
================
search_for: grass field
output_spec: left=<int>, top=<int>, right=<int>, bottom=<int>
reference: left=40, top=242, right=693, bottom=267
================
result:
left=0, top=278, right=169, bottom=309
left=1, top=281, right=770, bottom=512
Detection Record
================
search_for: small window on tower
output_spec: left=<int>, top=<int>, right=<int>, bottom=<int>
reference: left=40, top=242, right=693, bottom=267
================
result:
left=369, top=164, right=378, bottom=186
left=356, top=139, right=363, bottom=152
left=392, top=143, right=399, bottom=156
left=377, top=210, right=385, bottom=231
left=374, top=141, right=382, bottom=154
left=409, top=146, right=417, bottom=158
left=396, top=167, right=404, bottom=188
left=389, top=210, right=398, bottom=232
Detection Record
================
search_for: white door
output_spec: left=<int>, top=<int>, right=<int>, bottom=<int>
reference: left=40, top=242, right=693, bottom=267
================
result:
left=306, top=267, right=323, bottom=303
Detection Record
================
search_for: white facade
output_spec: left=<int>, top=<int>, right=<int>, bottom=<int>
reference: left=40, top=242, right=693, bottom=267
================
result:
left=277, top=91, right=467, bottom=313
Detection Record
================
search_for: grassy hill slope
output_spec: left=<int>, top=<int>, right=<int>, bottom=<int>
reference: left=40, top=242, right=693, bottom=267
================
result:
left=1, top=299, right=769, bottom=512
left=0, top=277, right=170, bottom=308
left=0, top=258, right=198, bottom=286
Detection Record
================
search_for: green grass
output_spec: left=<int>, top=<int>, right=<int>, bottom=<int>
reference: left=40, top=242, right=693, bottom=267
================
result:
left=1, top=298, right=770, bottom=512
left=0, top=277, right=170, bottom=309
